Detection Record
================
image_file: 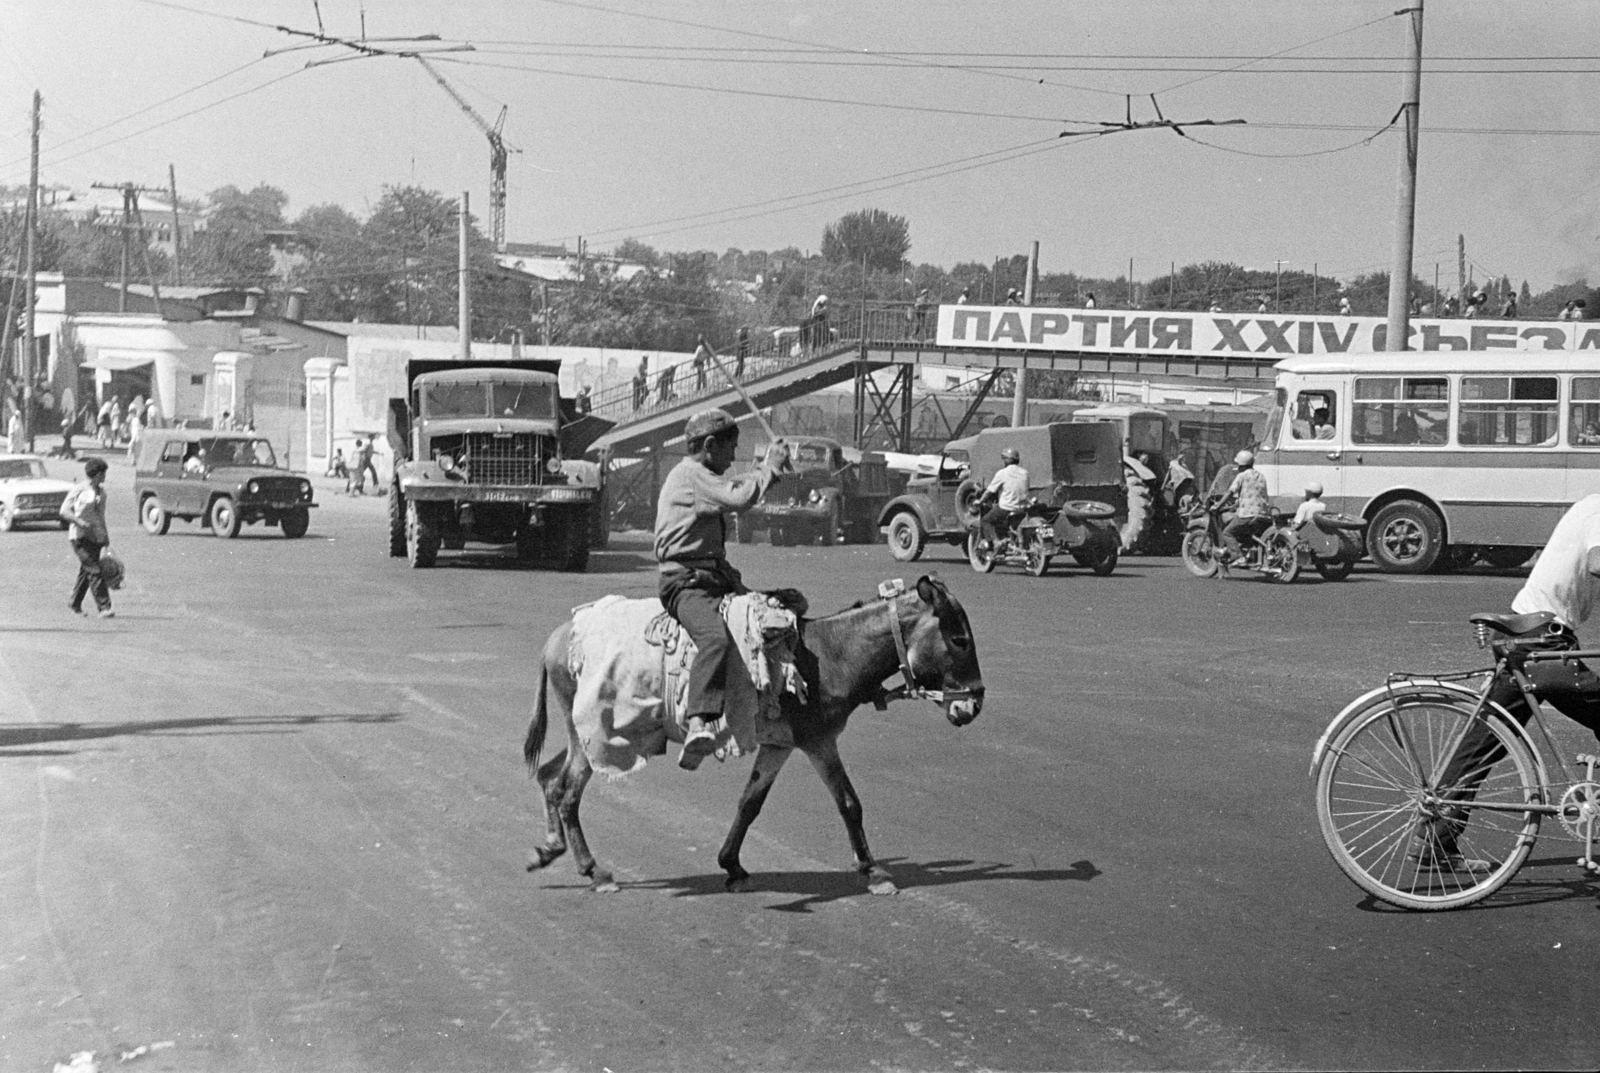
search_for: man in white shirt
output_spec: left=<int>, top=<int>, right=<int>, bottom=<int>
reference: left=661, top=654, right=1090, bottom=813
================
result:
left=978, top=447, right=1029, bottom=550
left=1291, top=482, right=1327, bottom=530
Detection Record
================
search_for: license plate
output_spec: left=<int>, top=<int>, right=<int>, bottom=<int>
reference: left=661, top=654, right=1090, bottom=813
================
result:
left=480, top=490, right=523, bottom=502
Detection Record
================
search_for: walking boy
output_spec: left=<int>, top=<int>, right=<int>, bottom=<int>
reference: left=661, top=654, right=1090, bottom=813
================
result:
left=63, top=457, right=114, bottom=618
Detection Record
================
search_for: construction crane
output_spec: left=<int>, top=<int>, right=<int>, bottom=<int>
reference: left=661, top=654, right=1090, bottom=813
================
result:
left=415, top=56, right=519, bottom=251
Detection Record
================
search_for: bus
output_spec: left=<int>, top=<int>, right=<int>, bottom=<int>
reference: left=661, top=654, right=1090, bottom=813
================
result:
left=1256, top=352, right=1600, bottom=574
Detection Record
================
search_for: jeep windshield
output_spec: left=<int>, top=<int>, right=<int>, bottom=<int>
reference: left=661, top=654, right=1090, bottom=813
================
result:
left=200, top=438, right=277, bottom=468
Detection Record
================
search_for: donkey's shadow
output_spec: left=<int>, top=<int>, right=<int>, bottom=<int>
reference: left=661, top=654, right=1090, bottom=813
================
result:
left=637, top=856, right=1102, bottom=913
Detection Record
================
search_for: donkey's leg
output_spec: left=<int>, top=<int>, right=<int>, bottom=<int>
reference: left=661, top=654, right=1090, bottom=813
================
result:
left=554, top=749, right=619, bottom=892
left=527, top=749, right=570, bottom=871
left=528, top=625, right=577, bottom=873
left=803, top=736, right=896, bottom=894
left=717, top=744, right=793, bottom=891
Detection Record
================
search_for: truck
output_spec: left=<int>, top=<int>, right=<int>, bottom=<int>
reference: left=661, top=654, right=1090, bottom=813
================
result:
left=385, top=359, right=610, bottom=570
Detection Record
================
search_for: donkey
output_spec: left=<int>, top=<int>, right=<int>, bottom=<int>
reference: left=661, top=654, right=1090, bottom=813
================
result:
left=523, top=575, right=984, bottom=894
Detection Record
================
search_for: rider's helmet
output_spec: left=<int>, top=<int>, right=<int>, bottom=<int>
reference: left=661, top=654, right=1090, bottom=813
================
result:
left=1000, top=447, right=1020, bottom=465
left=1305, top=481, right=1324, bottom=497
left=684, top=408, right=738, bottom=449
left=1234, top=449, right=1255, bottom=468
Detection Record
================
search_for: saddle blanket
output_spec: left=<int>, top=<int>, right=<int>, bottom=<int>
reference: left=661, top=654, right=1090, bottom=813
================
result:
left=567, top=592, right=806, bottom=777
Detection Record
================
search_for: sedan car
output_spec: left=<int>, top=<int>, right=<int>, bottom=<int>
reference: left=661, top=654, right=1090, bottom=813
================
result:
left=0, top=454, right=74, bottom=532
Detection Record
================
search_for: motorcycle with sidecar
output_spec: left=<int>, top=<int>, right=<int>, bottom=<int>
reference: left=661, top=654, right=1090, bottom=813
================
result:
left=1182, top=496, right=1366, bottom=582
left=966, top=491, right=1118, bottom=576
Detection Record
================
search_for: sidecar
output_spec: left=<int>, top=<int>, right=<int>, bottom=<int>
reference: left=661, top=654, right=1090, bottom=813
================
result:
left=1293, top=511, right=1367, bottom=581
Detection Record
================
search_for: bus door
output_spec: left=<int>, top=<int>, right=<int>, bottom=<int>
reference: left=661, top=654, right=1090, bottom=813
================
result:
left=1268, top=380, right=1345, bottom=513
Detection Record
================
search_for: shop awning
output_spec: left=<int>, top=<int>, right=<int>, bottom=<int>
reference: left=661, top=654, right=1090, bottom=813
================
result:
left=79, top=350, right=159, bottom=372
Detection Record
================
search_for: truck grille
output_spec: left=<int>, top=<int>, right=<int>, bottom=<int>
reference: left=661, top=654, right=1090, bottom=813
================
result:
left=434, top=433, right=551, bottom=486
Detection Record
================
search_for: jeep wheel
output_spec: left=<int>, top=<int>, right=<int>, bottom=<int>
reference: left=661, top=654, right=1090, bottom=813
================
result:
left=209, top=496, right=242, bottom=539
left=140, top=495, right=171, bottom=536
left=886, top=511, right=926, bottom=562
left=280, top=506, right=310, bottom=539
left=387, top=483, right=406, bottom=557
left=406, top=499, right=440, bottom=568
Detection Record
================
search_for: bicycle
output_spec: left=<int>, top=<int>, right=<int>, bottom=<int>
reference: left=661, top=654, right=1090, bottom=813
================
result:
left=1311, top=610, right=1600, bottom=910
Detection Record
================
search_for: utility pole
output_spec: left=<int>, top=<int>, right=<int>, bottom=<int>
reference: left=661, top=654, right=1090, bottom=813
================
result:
left=1128, top=258, right=1134, bottom=307
left=168, top=164, right=182, bottom=286
left=458, top=192, right=471, bottom=362
left=540, top=282, right=551, bottom=347
left=1275, top=260, right=1286, bottom=312
left=1457, top=234, right=1466, bottom=306
left=1011, top=240, right=1038, bottom=429
left=92, top=181, right=167, bottom=317
left=1385, top=0, right=1425, bottom=350
left=21, top=91, right=39, bottom=449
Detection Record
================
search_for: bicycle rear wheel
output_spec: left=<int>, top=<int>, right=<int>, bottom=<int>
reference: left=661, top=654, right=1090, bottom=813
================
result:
left=1315, top=693, right=1540, bottom=910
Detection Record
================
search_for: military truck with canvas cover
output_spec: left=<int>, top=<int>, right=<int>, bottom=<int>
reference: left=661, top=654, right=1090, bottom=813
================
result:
left=386, top=359, right=607, bottom=570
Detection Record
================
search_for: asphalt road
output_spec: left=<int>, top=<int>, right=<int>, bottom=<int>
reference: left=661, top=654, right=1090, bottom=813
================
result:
left=2, top=455, right=1596, bottom=1071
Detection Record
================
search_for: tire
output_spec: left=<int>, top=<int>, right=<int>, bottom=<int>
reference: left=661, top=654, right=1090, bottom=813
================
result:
left=388, top=483, right=406, bottom=558
left=1121, top=477, right=1152, bottom=552
left=1315, top=692, right=1539, bottom=910
left=955, top=479, right=981, bottom=522
left=209, top=496, right=241, bottom=539
left=140, top=495, right=170, bottom=536
left=1059, top=500, right=1117, bottom=521
left=886, top=512, right=926, bottom=562
left=280, top=506, right=309, bottom=539
left=0, top=505, right=12, bottom=532
left=1480, top=546, right=1536, bottom=570
left=1264, top=531, right=1300, bottom=584
left=1089, top=546, right=1118, bottom=577
left=1023, top=534, right=1050, bottom=576
left=1367, top=500, right=1442, bottom=574
left=1315, top=555, right=1354, bottom=582
left=406, top=499, right=440, bottom=568
left=966, top=530, right=995, bottom=573
left=1180, top=529, right=1220, bottom=578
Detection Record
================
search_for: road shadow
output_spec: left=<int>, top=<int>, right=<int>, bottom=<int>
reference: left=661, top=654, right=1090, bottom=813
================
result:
left=1351, top=854, right=1599, bottom=913
left=635, top=855, right=1101, bottom=913
left=0, top=711, right=402, bottom=753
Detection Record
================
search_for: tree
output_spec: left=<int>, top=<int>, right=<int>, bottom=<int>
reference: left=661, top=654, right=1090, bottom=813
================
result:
left=185, top=183, right=286, bottom=286
left=290, top=203, right=375, bottom=321
left=821, top=209, right=910, bottom=273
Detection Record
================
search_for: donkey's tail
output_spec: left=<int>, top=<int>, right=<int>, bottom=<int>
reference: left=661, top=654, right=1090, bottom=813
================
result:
left=523, top=659, right=549, bottom=774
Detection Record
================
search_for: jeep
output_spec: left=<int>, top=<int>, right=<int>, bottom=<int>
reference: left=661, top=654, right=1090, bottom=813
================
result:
left=135, top=430, right=316, bottom=538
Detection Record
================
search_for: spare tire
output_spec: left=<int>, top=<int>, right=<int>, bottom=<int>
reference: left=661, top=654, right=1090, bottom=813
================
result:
left=1058, top=499, right=1117, bottom=521
left=955, top=479, right=982, bottom=521
left=1315, top=512, right=1368, bottom=532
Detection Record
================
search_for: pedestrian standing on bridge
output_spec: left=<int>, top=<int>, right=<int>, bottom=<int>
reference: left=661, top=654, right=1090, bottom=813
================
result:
left=633, top=356, right=649, bottom=411
left=956, top=287, right=971, bottom=305
left=809, top=293, right=830, bottom=350
left=658, top=361, right=676, bottom=405
left=735, top=326, right=749, bottom=379
left=692, top=337, right=709, bottom=391
left=575, top=385, right=592, bottom=415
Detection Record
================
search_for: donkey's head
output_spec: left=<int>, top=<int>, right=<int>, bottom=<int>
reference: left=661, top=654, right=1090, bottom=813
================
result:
left=903, top=574, right=984, bottom=726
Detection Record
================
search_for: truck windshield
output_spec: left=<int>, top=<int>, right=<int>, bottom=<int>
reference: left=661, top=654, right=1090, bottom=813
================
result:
left=424, top=382, right=489, bottom=418
left=203, top=438, right=276, bottom=467
left=491, top=381, right=556, bottom=420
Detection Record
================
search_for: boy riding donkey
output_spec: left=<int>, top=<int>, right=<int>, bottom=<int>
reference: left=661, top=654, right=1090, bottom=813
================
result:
left=655, top=408, right=791, bottom=768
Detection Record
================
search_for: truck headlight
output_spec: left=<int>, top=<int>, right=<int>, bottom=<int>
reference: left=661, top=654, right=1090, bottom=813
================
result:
left=545, top=456, right=564, bottom=475
left=437, top=453, right=456, bottom=473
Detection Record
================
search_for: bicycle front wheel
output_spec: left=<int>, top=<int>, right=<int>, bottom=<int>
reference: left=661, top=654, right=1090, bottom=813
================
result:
left=1315, top=694, right=1540, bottom=910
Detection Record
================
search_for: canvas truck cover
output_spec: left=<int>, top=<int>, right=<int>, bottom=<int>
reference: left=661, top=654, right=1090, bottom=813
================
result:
left=967, top=423, right=1124, bottom=492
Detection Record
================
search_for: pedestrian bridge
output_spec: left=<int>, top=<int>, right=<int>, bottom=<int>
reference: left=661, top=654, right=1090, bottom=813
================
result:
left=587, top=305, right=1285, bottom=456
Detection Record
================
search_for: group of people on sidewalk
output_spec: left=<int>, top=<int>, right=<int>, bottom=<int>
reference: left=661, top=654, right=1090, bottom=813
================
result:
left=326, top=438, right=380, bottom=494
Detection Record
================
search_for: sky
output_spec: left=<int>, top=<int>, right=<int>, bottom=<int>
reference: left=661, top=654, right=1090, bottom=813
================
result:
left=1, top=1, right=1598, bottom=293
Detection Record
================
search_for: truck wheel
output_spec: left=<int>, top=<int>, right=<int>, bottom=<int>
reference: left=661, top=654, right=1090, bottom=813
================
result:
left=280, top=507, right=310, bottom=539
left=1121, top=477, right=1152, bottom=552
left=210, top=496, right=242, bottom=539
left=406, top=500, right=440, bottom=568
left=388, top=483, right=406, bottom=557
left=1367, top=500, right=1442, bottom=574
left=886, top=512, right=926, bottom=562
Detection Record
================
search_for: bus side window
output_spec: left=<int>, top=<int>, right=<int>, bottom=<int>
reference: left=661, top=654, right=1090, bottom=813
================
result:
left=1289, top=390, right=1337, bottom=441
left=1460, top=376, right=1558, bottom=447
left=1572, top=377, right=1600, bottom=446
left=1354, top=377, right=1448, bottom=446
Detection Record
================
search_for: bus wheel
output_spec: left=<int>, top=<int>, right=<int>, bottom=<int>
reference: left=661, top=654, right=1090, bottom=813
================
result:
left=1367, top=500, right=1442, bottom=574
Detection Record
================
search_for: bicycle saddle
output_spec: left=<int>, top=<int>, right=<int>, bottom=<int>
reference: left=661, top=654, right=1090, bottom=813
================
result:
left=1469, top=610, right=1557, bottom=637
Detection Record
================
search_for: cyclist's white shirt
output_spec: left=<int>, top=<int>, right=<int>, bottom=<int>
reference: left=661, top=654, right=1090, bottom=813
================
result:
left=986, top=464, right=1030, bottom=511
left=1512, top=494, right=1600, bottom=630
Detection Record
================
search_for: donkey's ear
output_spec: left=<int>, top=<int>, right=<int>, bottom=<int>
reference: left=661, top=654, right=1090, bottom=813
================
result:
left=915, top=573, right=943, bottom=605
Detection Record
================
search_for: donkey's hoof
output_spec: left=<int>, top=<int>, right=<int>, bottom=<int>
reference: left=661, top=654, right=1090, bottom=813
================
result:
left=590, top=871, right=621, bottom=894
left=725, top=873, right=753, bottom=893
left=866, top=871, right=899, bottom=896
left=526, top=845, right=565, bottom=872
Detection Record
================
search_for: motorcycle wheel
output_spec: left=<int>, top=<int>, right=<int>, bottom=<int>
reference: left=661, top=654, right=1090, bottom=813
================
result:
left=966, top=530, right=996, bottom=574
left=1024, top=539, right=1050, bottom=576
left=1089, top=547, right=1117, bottom=576
left=1180, top=530, right=1220, bottom=578
left=1264, top=531, right=1300, bottom=584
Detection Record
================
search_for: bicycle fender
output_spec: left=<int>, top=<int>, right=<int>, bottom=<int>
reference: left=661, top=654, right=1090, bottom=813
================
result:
left=1309, top=678, right=1535, bottom=781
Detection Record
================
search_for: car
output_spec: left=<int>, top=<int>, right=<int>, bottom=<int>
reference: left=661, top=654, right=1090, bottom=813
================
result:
left=134, top=429, right=316, bottom=538
left=0, top=453, right=74, bottom=532
left=737, top=437, right=900, bottom=545
left=876, top=421, right=1123, bottom=573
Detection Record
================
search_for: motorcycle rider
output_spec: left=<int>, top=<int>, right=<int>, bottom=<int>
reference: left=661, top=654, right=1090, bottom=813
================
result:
left=655, top=408, right=790, bottom=769
left=1217, top=449, right=1271, bottom=563
left=1291, top=481, right=1328, bottom=529
left=979, top=446, right=1029, bottom=551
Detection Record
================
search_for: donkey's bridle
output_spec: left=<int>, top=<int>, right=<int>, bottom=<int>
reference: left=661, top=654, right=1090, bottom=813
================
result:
left=876, top=594, right=978, bottom=708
